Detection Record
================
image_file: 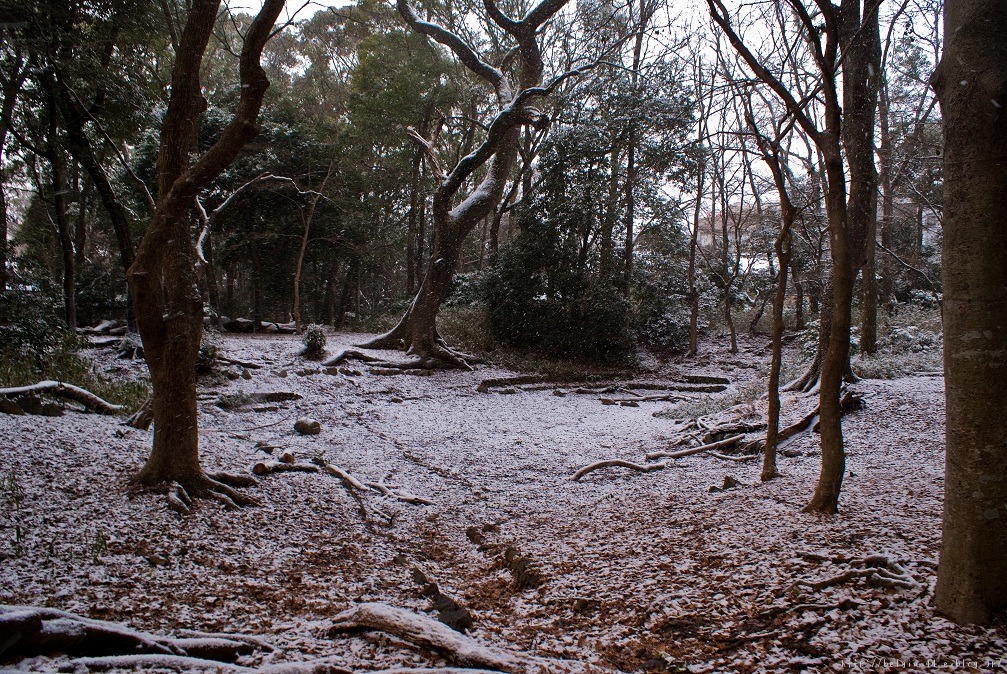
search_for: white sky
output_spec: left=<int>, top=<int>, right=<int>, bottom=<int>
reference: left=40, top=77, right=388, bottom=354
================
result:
left=227, top=0, right=351, bottom=22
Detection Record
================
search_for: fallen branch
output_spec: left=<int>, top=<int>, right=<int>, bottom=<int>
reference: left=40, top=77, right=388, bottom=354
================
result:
left=0, top=381, right=123, bottom=414
left=572, top=459, right=667, bottom=482
left=327, top=603, right=577, bottom=673
left=644, top=434, right=745, bottom=461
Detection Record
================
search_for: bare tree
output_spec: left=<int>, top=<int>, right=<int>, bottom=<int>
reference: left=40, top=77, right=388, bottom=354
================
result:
left=708, top=0, right=853, bottom=513
left=358, top=0, right=570, bottom=368
left=931, top=0, right=1007, bottom=626
left=127, top=0, right=285, bottom=511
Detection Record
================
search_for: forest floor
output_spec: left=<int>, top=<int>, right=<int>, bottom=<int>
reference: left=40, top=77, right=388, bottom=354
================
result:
left=1, top=330, right=1005, bottom=673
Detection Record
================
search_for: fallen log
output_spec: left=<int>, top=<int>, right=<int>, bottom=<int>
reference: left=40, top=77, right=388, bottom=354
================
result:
left=328, top=603, right=577, bottom=673
left=644, top=434, right=745, bottom=461
left=0, top=381, right=123, bottom=414
left=572, top=459, right=667, bottom=482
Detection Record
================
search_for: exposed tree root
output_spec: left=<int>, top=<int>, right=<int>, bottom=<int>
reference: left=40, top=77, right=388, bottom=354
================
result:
left=0, top=380, right=124, bottom=414
left=123, top=395, right=154, bottom=430
left=327, top=603, right=580, bottom=673
left=0, top=605, right=269, bottom=665
left=137, top=472, right=260, bottom=515
left=313, top=458, right=432, bottom=506
left=365, top=478, right=434, bottom=505
left=644, top=434, right=745, bottom=461
left=572, top=459, right=667, bottom=482
left=216, top=355, right=262, bottom=369
left=323, top=349, right=385, bottom=367
left=252, top=461, right=320, bottom=476
left=792, top=554, right=919, bottom=594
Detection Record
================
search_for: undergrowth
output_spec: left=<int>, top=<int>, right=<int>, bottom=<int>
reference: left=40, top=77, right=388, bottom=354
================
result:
left=0, top=343, right=149, bottom=414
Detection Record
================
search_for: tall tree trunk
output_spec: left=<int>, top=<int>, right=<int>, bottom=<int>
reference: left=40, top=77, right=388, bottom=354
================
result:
left=0, top=53, right=27, bottom=291
left=293, top=165, right=332, bottom=334
left=931, top=0, right=1007, bottom=625
left=841, top=0, right=881, bottom=355
left=877, top=78, right=894, bottom=309
left=128, top=0, right=284, bottom=509
left=51, top=149, right=77, bottom=330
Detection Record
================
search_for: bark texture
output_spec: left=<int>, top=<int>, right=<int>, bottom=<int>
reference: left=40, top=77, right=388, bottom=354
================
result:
left=931, top=0, right=1007, bottom=625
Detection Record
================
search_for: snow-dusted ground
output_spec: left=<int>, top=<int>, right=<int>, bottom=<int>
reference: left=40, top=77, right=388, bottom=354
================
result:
left=1, top=331, right=1005, bottom=673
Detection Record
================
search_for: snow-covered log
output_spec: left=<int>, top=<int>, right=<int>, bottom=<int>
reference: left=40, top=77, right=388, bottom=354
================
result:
left=0, top=380, right=123, bottom=414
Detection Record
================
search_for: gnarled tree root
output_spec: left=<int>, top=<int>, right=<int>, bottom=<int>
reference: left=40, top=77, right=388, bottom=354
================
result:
left=0, top=604, right=270, bottom=665
left=0, top=380, right=124, bottom=414
left=792, top=554, right=919, bottom=594
left=132, top=471, right=261, bottom=515
left=327, top=603, right=580, bottom=673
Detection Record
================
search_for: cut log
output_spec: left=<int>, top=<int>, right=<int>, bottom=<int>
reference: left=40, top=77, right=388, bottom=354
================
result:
left=327, top=603, right=577, bottom=673
left=0, top=381, right=123, bottom=414
left=644, top=434, right=745, bottom=461
left=571, top=459, right=668, bottom=482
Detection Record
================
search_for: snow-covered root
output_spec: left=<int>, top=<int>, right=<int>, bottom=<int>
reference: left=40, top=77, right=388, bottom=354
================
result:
left=643, top=434, right=745, bottom=462
left=572, top=459, right=668, bottom=482
left=123, top=394, right=153, bottom=430
left=313, top=459, right=432, bottom=506
left=327, top=603, right=585, bottom=673
left=792, top=553, right=921, bottom=594
left=0, top=380, right=124, bottom=414
left=0, top=605, right=269, bottom=665
left=323, top=349, right=385, bottom=367
left=146, top=472, right=261, bottom=515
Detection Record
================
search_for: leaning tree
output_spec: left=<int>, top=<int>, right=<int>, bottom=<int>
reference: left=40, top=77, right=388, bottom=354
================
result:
left=127, top=0, right=285, bottom=511
left=932, top=0, right=1007, bottom=625
left=358, top=0, right=571, bottom=368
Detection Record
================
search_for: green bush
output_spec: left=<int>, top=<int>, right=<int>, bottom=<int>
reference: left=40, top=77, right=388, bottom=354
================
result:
left=302, top=324, right=327, bottom=357
left=0, top=287, right=148, bottom=412
left=196, top=333, right=220, bottom=375
left=481, top=222, right=635, bottom=363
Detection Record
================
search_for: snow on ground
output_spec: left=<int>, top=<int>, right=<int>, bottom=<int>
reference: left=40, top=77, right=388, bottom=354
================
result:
left=1, top=331, right=1005, bottom=673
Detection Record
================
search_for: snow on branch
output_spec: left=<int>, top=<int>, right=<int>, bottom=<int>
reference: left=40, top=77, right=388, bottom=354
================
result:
left=395, top=0, right=503, bottom=89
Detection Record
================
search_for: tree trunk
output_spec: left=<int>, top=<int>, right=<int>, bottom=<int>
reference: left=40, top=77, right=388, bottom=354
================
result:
left=293, top=166, right=331, bottom=334
left=359, top=0, right=565, bottom=366
left=877, top=78, right=894, bottom=310
left=931, top=0, right=1007, bottom=625
left=51, top=149, right=77, bottom=330
left=841, top=0, right=880, bottom=356
left=764, top=226, right=792, bottom=481
left=0, top=53, right=27, bottom=291
left=128, top=0, right=284, bottom=508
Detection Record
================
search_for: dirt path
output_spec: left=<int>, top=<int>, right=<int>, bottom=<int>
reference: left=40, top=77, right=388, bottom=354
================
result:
left=1, top=332, right=1004, bottom=672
